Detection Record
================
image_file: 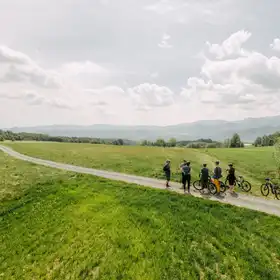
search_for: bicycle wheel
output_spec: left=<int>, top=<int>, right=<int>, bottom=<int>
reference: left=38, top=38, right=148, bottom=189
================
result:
left=219, top=181, right=227, bottom=193
left=260, top=184, right=270, bottom=196
left=241, top=180, right=252, bottom=192
left=274, top=186, right=280, bottom=200
left=193, top=180, right=204, bottom=191
left=208, top=182, right=217, bottom=195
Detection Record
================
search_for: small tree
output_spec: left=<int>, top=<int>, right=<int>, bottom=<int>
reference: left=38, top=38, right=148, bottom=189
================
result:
left=254, top=137, right=262, bottom=147
left=230, top=133, right=243, bottom=148
left=168, top=138, right=177, bottom=147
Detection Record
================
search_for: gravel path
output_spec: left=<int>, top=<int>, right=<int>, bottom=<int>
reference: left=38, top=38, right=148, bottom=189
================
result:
left=1, top=144, right=280, bottom=217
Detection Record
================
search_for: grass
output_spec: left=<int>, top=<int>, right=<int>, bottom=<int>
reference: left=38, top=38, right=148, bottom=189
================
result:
left=1, top=151, right=280, bottom=279
left=3, top=142, right=279, bottom=196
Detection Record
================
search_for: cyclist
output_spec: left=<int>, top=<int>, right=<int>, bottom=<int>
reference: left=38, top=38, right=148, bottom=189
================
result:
left=181, top=161, right=191, bottom=194
left=200, top=163, right=209, bottom=189
left=163, top=160, right=171, bottom=188
left=227, top=163, right=236, bottom=194
left=212, top=161, right=222, bottom=195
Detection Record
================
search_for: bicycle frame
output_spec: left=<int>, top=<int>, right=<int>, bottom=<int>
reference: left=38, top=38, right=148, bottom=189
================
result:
left=265, top=179, right=277, bottom=194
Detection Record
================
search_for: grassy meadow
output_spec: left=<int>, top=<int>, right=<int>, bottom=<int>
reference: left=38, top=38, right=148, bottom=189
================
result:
left=4, top=142, right=278, bottom=196
left=1, top=151, right=280, bottom=279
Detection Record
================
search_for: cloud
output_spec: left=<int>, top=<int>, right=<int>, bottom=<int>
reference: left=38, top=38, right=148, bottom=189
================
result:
left=181, top=30, right=280, bottom=110
left=0, top=46, right=63, bottom=89
left=60, top=61, right=108, bottom=76
left=206, top=30, right=251, bottom=59
left=84, top=86, right=125, bottom=96
left=0, top=45, right=34, bottom=65
left=270, top=38, right=280, bottom=51
left=128, top=83, right=174, bottom=110
left=158, top=33, right=173, bottom=49
left=0, top=90, right=73, bottom=109
left=90, top=100, right=108, bottom=106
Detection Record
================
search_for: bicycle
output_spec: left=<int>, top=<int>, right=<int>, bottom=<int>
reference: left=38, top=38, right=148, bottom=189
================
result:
left=224, top=175, right=252, bottom=192
left=260, top=178, right=280, bottom=200
left=193, top=176, right=219, bottom=195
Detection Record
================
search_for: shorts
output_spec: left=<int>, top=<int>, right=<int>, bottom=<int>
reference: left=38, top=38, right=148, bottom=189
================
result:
left=165, top=171, right=171, bottom=181
left=228, top=175, right=236, bottom=185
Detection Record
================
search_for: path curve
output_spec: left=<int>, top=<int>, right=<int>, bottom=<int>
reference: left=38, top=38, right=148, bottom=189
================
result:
left=1, top=144, right=280, bottom=217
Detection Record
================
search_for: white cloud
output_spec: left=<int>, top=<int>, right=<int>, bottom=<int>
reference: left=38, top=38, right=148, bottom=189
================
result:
left=0, top=46, right=63, bottom=89
left=0, top=90, right=73, bottom=109
left=270, top=38, right=280, bottom=51
left=158, top=33, right=173, bottom=49
left=84, top=86, right=125, bottom=96
left=181, top=30, right=280, bottom=115
left=128, top=83, right=174, bottom=110
left=91, top=100, right=108, bottom=106
left=60, top=61, right=108, bottom=76
left=0, top=45, right=34, bottom=65
left=206, top=30, right=251, bottom=59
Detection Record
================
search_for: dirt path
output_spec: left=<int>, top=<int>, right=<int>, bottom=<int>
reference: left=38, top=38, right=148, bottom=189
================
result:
left=1, top=144, right=280, bottom=217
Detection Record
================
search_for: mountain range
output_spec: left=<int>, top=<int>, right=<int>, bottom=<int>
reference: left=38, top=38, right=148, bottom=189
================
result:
left=6, top=115, right=280, bottom=142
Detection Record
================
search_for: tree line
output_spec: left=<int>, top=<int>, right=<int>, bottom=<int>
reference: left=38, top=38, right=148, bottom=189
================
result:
left=254, top=132, right=280, bottom=147
left=140, top=133, right=245, bottom=148
left=0, top=130, right=130, bottom=145
left=0, top=129, right=246, bottom=148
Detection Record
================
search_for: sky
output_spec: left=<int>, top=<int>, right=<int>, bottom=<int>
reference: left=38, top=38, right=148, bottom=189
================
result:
left=1, top=0, right=280, bottom=127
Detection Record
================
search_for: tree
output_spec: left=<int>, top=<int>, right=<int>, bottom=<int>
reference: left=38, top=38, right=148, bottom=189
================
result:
left=168, top=138, right=177, bottom=147
left=112, top=139, right=124, bottom=145
left=230, top=133, right=243, bottom=148
left=262, top=135, right=270, bottom=146
left=141, top=140, right=148, bottom=146
left=254, top=137, right=262, bottom=147
left=155, top=138, right=166, bottom=147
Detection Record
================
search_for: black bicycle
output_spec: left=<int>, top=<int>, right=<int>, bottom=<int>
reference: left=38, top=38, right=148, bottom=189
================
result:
left=193, top=176, right=224, bottom=195
left=224, top=175, right=252, bottom=192
left=260, top=178, right=280, bottom=200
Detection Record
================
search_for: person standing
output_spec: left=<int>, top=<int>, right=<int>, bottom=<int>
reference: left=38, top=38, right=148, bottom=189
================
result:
left=227, top=163, right=236, bottom=194
left=163, top=160, right=171, bottom=188
left=181, top=161, right=191, bottom=194
left=200, top=163, right=209, bottom=189
left=213, top=161, right=222, bottom=195
left=179, top=160, right=187, bottom=188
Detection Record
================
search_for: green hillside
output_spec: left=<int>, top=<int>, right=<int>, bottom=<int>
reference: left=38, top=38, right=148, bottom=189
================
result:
left=1, top=152, right=280, bottom=279
left=4, top=142, right=278, bottom=196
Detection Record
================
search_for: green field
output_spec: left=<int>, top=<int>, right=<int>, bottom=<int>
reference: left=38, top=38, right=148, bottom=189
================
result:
left=4, top=142, right=278, bottom=196
left=1, top=151, right=280, bottom=279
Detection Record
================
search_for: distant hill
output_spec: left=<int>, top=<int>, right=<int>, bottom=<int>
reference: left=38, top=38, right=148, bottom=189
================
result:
left=6, top=115, right=280, bottom=142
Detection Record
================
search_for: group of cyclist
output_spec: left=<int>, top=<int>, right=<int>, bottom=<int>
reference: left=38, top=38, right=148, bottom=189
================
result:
left=163, top=159, right=236, bottom=195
